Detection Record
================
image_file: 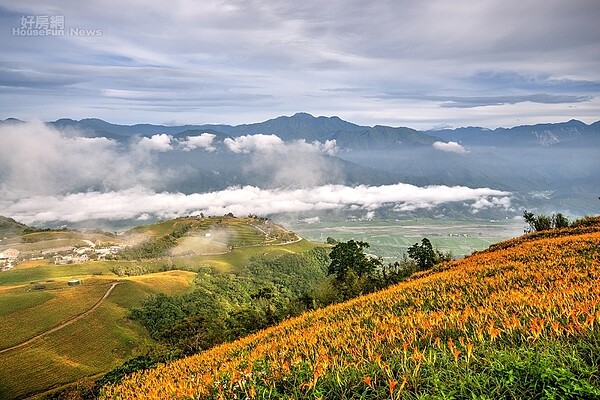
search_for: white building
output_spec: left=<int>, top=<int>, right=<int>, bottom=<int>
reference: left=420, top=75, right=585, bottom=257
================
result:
left=0, top=249, right=20, bottom=270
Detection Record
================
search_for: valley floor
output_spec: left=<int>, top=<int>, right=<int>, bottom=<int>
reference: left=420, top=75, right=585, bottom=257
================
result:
left=287, top=217, right=524, bottom=258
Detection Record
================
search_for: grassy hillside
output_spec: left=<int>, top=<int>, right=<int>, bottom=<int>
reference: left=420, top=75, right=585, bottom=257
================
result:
left=0, top=215, right=28, bottom=238
left=125, top=215, right=298, bottom=247
left=102, top=218, right=600, bottom=399
left=118, top=216, right=301, bottom=263
left=0, top=216, right=320, bottom=399
left=0, top=229, right=122, bottom=259
left=0, top=273, right=196, bottom=399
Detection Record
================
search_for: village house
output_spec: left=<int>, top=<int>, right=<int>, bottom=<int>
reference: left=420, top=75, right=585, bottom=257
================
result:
left=0, top=248, right=20, bottom=271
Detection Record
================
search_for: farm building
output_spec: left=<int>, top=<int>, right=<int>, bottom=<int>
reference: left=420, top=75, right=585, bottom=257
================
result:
left=0, top=248, right=20, bottom=261
left=0, top=248, right=20, bottom=270
left=53, top=254, right=90, bottom=265
left=67, top=279, right=81, bottom=286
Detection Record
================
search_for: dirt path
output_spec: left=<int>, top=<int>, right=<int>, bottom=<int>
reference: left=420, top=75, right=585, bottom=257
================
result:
left=0, top=281, right=122, bottom=355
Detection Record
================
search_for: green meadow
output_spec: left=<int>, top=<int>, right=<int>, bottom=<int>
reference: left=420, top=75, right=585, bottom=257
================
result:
left=0, top=216, right=322, bottom=399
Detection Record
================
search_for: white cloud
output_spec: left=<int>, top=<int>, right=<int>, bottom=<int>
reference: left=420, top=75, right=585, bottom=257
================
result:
left=221, top=134, right=339, bottom=187
left=180, top=133, right=217, bottom=152
left=470, top=196, right=512, bottom=213
left=224, top=134, right=284, bottom=153
left=433, top=141, right=469, bottom=154
left=223, top=134, right=337, bottom=156
left=136, top=134, right=173, bottom=152
left=1, top=183, right=511, bottom=224
left=0, top=122, right=169, bottom=198
left=300, top=216, right=320, bottom=223
left=0, top=122, right=512, bottom=225
left=301, top=139, right=338, bottom=156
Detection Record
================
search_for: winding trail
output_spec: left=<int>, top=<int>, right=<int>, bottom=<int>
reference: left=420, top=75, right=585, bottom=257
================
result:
left=0, top=281, right=122, bottom=355
left=244, top=223, right=303, bottom=247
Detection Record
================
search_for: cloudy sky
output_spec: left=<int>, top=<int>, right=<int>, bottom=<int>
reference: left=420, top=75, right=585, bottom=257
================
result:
left=1, top=0, right=599, bottom=129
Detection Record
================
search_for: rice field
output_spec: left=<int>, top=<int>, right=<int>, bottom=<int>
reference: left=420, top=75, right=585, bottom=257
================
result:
left=287, top=217, right=524, bottom=259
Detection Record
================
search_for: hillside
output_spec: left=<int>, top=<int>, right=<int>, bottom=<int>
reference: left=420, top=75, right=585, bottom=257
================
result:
left=44, top=113, right=439, bottom=150
left=0, top=215, right=29, bottom=238
left=103, top=218, right=600, bottom=399
left=431, top=119, right=600, bottom=148
left=0, top=216, right=324, bottom=399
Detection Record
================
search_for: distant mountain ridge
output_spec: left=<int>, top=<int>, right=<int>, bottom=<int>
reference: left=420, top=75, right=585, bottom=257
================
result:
left=41, top=113, right=440, bottom=150
left=2, top=113, right=598, bottom=149
left=2, top=113, right=599, bottom=216
left=432, top=119, right=600, bottom=148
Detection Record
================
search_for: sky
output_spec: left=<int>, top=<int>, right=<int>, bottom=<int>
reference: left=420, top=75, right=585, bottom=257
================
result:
left=1, top=0, right=599, bottom=130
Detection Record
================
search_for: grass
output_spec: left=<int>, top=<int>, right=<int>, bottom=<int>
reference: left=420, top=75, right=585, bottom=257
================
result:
left=0, top=280, right=112, bottom=349
left=0, top=217, right=321, bottom=399
left=0, top=301, right=151, bottom=399
left=101, top=218, right=600, bottom=399
left=127, top=217, right=199, bottom=237
left=8, top=238, right=89, bottom=253
left=0, top=274, right=195, bottom=399
left=170, top=235, right=230, bottom=256
left=0, top=289, right=53, bottom=315
left=1, top=230, right=121, bottom=255
left=171, top=239, right=320, bottom=273
left=0, top=260, right=118, bottom=286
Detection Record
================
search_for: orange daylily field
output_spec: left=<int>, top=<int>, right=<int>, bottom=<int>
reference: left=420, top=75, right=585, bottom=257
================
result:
left=102, top=221, right=600, bottom=399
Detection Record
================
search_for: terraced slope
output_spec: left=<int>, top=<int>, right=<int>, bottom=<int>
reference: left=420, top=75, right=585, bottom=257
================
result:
left=0, top=272, right=196, bottom=399
left=102, top=219, right=600, bottom=399
left=0, top=216, right=319, bottom=399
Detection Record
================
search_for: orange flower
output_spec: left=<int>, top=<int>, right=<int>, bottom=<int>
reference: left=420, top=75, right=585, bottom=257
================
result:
left=389, top=379, right=398, bottom=395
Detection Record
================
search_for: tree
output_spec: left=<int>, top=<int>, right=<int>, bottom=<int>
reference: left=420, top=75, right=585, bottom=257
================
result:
left=326, top=240, right=385, bottom=301
left=227, top=307, right=268, bottom=339
left=536, top=214, right=553, bottom=231
left=524, top=210, right=570, bottom=232
left=327, top=240, right=382, bottom=281
left=378, top=255, right=417, bottom=286
left=553, top=213, right=570, bottom=229
left=161, top=314, right=228, bottom=355
left=523, top=211, right=536, bottom=232
left=407, top=238, right=437, bottom=271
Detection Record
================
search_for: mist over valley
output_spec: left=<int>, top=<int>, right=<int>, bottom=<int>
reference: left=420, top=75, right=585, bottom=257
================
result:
left=1, top=113, right=597, bottom=231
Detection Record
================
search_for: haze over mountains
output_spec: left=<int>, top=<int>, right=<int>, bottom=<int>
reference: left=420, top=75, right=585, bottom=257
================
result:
left=1, top=113, right=598, bottom=227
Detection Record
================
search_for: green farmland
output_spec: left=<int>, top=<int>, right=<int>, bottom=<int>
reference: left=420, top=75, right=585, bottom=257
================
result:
left=286, top=217, right=524, bottom=260
left=0, top=216, right=322, bottom=399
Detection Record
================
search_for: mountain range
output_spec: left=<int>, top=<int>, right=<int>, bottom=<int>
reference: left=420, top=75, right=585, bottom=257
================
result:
left=2, top=113, right=599, bottom=218
left=5, top=112, right=599, bottom=149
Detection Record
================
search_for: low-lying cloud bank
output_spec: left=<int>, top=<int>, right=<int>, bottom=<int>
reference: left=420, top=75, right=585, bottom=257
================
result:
left=0, top=121, right=511, bottom=225
left=1, top=184, right=511, bottom=225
